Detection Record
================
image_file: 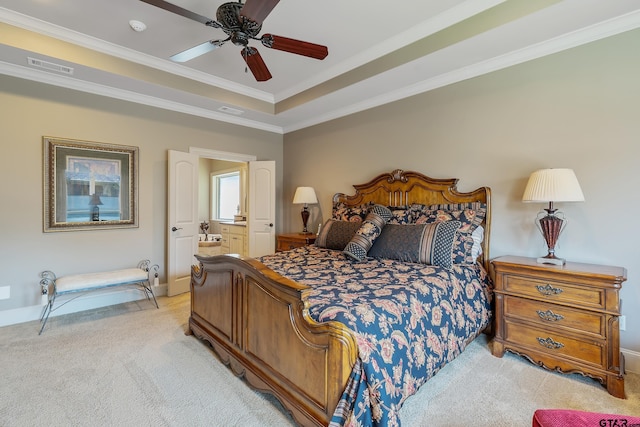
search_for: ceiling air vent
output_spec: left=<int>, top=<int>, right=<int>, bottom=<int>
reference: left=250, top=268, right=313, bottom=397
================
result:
left=27, top=57, right=74, bottom=75
left=218, top=106, right=244, bottom=116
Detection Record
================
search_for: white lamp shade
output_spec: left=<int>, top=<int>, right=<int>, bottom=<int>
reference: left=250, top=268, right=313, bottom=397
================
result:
left=293, top=186, right=318, bottom=204
left=522, top=168, right=585, bottom=203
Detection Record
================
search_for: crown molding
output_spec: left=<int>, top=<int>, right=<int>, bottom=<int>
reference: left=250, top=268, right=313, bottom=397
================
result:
left=0, top=60, right=284, bottom=134
left=0, top=7, right=274, bottom=103
left=2, top=8, right=638, bottom=134
left=283, top=9, right=640, bottom=133
left=274, top=0, right=507, bottom=102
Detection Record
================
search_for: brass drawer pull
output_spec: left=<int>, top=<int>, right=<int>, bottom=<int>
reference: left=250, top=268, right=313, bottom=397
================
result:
left=536, top=284, right=563, bottom=296
left=536, top=309, right=564, bottom=322
left=537, top=337, right=564, bottom=350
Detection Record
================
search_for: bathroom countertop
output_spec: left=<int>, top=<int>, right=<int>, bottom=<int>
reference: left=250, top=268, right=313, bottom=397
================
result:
left=219, top=221, right=246, bottom=226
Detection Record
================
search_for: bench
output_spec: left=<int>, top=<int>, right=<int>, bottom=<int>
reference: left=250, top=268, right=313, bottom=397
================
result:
left=39, top=260, right=159, bottom=334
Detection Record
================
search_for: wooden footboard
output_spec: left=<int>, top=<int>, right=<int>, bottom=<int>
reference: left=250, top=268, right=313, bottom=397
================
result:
left=188, top=254, right=359, bottom=427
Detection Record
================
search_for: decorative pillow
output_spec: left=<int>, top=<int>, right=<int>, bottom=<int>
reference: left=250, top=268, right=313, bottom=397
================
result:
left=410, top=202, right=486, bottom=231
left=410, top=202, right=487, bottom=264
left=387, top=206, right=412, bottom=225
left=368, top=222, right=461, bottom=268
left=331, top=202, right=373, bottom=222
left=315, top=219, right=362, bottom=250
left=343, top=204, right=392, bottom=261
left=470, top=225, right=484, bottom=260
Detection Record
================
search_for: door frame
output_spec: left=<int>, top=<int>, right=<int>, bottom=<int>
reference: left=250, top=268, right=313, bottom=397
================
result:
left=190, top=147, right=256, bottom=230
left=165, top=148, right=266, bottom=296
left=189, top=147, right=257, bottom=163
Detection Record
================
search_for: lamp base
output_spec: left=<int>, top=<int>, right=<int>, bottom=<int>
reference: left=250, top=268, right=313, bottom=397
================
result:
left=536, top=255, right=566, bottom=266
left=300, top=206, right=310, bottom=234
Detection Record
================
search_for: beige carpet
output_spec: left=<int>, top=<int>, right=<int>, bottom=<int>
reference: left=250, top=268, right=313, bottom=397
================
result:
left=1, top=294, right=638, bottom=426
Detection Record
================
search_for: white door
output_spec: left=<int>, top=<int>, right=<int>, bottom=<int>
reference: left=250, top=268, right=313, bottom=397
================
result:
left=168, top=150, right=199, bottom=296
left=248, top=160, right=276, bottom=257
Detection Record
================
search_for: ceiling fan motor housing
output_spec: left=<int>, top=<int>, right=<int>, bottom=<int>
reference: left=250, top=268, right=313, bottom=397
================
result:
left=217, top=2, right=262, bottom=46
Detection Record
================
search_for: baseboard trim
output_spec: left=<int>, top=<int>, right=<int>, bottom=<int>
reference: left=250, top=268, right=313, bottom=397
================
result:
left=623, top=348, right=640, bottom=375
left=0, top=284, right=168, bottom=329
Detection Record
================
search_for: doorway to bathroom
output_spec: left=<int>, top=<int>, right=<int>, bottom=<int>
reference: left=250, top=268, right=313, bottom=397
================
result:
left=167, top=147, right=275, bottom=296
left=199, top=158, right=247, bottom=240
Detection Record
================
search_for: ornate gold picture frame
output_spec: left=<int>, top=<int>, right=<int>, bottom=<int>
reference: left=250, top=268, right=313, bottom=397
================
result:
left=43, top=136, right=139, bottom=232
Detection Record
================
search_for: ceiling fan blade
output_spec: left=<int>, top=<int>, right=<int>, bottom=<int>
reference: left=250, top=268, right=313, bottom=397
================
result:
left=240, top=0, right=280, bottom=24
left=170, top=39, right=228, bottom=62
left=139, top=0, right=220, bottom=27
left=261, top=34, right=328, bottom=60
left=241, top=47, right=272, bottom=82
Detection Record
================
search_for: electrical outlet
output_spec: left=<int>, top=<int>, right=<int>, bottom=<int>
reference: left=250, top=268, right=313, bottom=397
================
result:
left=619, top=315, right=626, bottom=331
left=0, top=286, right=10, bottom=300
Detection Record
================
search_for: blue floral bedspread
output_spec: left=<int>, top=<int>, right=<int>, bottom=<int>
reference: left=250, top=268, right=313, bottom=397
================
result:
left=258, top=245, right=492, bottom=427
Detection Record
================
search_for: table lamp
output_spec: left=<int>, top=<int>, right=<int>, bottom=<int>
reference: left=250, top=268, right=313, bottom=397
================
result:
left=522, top=168, right=584, bottom=265
left=293, top=186, right=317, bottom=234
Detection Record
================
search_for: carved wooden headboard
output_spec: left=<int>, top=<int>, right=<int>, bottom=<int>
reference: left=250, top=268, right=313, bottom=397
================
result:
left=332, top=169, right=492, bottom=271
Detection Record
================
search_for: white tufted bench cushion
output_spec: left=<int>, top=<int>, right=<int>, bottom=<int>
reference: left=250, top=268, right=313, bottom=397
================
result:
left=55, top=268, right=149, bottom=294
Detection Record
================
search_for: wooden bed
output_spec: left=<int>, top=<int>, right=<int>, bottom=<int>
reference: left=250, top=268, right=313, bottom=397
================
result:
left=187, top=169, right=491, bottom=426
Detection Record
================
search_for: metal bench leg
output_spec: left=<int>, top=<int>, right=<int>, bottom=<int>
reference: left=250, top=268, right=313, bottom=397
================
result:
left=140, top=281, right=159, bottom=309
left=39, top=270, right=58, bottom=335
left=39, top=295, right=55, bottom=335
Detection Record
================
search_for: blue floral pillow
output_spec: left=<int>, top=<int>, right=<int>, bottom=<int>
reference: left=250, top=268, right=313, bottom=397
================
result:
left=343, top=205, right=392, bottom=261
left=332, top=202, right=373, bottom=222
left=387, top=206, right=412, bottom=224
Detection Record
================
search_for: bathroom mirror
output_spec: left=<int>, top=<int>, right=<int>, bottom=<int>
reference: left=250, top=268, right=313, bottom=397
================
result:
left=43, top=136, right=138, bottom=232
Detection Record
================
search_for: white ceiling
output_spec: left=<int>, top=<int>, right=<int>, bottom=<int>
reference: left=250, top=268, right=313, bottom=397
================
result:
left=1, top=0, right=639, bottom=134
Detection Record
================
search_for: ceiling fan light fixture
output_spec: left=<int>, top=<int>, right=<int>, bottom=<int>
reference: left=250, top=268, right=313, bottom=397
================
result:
left=231, top=32, right=249, bottom=46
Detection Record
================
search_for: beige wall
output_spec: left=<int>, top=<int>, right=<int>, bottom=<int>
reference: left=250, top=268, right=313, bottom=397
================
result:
left=0, top=75, right=283, bottom=311
left=1, top=27, right=638, bottom=356
left=284, top=29, right=640, bottom=352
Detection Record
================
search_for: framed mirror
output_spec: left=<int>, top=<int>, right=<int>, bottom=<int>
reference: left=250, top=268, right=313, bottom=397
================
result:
left=43, top=136, right=138, bottom=232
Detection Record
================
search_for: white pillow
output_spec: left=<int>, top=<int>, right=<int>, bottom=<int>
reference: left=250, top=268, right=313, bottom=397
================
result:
left=471, top=225, right=484, bottom=259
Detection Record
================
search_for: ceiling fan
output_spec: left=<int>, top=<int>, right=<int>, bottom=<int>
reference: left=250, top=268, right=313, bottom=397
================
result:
left=140, top=0, right=328, bottom=82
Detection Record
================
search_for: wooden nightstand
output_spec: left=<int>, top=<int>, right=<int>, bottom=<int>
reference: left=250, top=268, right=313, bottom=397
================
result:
left=276, top=233, right=317, bottom=252
left=491, top=256, right=627, bottom=398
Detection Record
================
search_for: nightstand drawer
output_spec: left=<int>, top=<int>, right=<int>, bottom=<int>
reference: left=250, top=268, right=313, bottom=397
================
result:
left=502, top=275, right=605, bottom=310
left=277, top=239, right=303, bottom=251
left=504, top=321, right=604, bottom=367
left=503, top=296, right=605, bottom=338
